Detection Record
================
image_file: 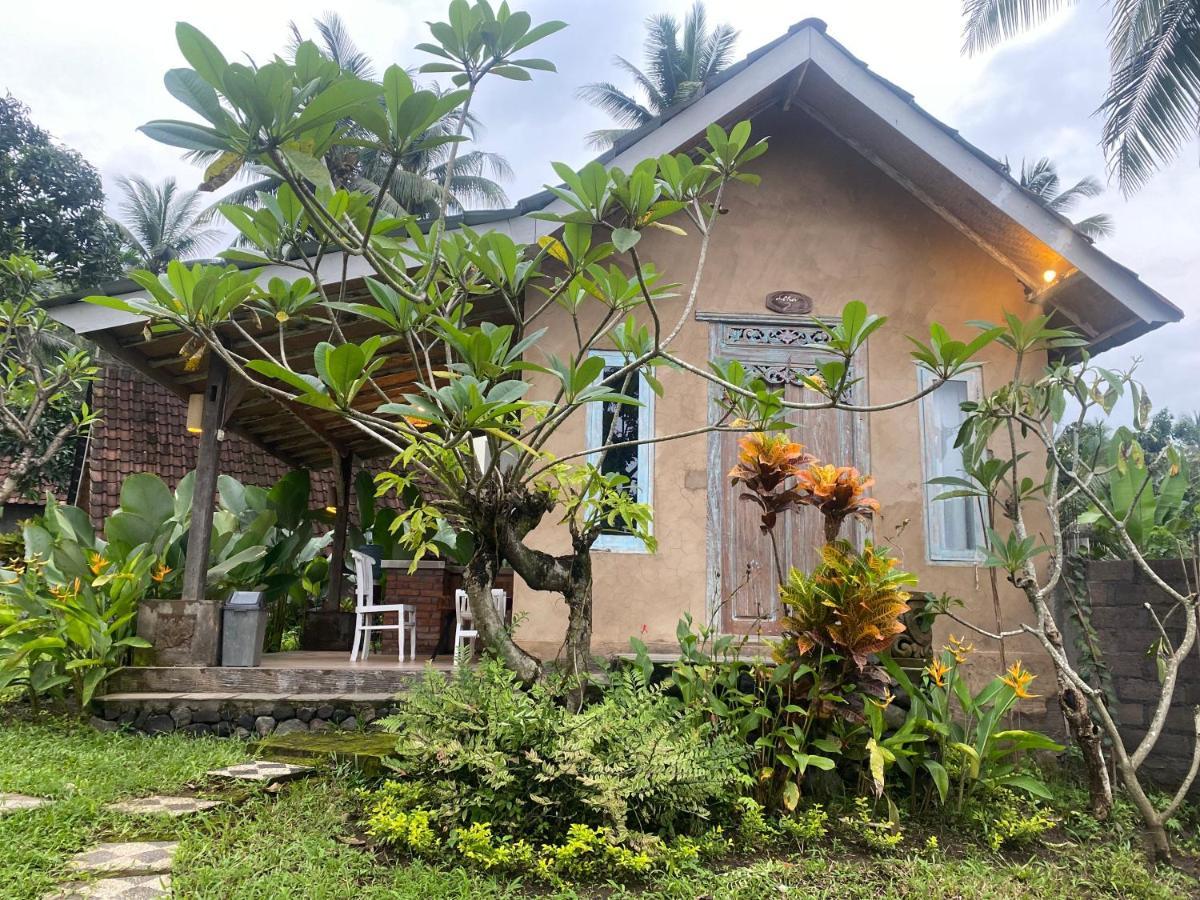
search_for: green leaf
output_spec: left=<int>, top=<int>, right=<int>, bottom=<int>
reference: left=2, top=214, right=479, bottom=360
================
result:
left=923, top=759, right=949, bottom=803
left=138, top=120, right=230, bottom=152
left=279, top=147, right=333, bottom=194
left=163, top=68, right=227, bottom=126
left=175, top=23, right=228, bottom=88
left=293, top=78, right=382, bottom=134
left=611, top=228, right=641, bottom=252
left=996, top=773, right=1054, bottom=800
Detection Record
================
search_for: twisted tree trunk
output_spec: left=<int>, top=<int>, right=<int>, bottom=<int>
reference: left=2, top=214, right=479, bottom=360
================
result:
left=497, top=490, right=598, bottom=691
left=462, top=533, right=541, bottom=683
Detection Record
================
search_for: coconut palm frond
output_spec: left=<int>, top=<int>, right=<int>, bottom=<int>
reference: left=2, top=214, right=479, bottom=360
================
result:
left=581, top=7, right=736, bottom=140
left=644, top=12, right=683, bottom=103
left=290, top=11, right=375, bottom=78
left=584, top=127, right=635, bottom=150
left=612, top=55, right=672, bottom=114
left=1050, top=174, right=1106, bottom=211
left=576, top=81, right=656, bottom=129
left=1014, top=156, right=1114, bottom=238
left=115, top=176, right=224, bottom=272
left=1100, top=0, right=1200, bottom=193
left=961, top=0, right=1077, bottom=55
left=1074, top=212, right=1116, bottom=239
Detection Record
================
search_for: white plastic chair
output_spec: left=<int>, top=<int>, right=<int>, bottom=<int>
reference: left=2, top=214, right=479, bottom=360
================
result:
left=453, top=588, right=507, bottom=665
left=349, top=550, right=416, bottom=663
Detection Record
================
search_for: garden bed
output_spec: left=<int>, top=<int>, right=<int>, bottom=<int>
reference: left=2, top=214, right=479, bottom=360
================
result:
left=1, top=713, right=1198, bottom=899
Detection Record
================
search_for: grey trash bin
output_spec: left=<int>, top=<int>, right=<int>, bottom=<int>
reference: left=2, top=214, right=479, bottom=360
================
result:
left=221, top=591, right=268, bottom=667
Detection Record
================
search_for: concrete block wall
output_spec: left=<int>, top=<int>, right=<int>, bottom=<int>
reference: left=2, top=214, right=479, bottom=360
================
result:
left=1083, top=558, right=1199, bottom=786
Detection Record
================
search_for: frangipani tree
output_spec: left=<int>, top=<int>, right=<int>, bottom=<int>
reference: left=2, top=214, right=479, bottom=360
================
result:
left=89, top=1, right=996, bottom=689
left=929, top=312, right=1200, bottom=859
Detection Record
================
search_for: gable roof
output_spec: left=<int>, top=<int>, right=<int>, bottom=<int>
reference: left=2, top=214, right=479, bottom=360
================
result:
left=480, top=17, right=1180, bottom=350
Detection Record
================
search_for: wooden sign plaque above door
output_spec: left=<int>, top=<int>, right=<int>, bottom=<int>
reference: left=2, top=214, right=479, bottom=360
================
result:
left=764, top=290, right=814, bottom=315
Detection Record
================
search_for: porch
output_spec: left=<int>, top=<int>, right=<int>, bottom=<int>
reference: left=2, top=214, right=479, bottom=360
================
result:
left=95, top=651, right=457, bottom=738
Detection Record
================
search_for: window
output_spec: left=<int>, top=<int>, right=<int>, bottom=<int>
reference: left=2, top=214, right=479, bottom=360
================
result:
left=585, top=351, right=654, bottom=552
left=918, top=367, right=984, bottom=563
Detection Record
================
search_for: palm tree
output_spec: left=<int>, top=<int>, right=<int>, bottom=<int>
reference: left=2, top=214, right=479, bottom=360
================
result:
left=578, top=2, right=738, bottom=149
left=114, top=176, right=222, bottom=273
left=1010, top=156, right=1114, bottom=240
left=206, top=13, right=511, bottom=216
left=961, top=0, right=1200, bottom=193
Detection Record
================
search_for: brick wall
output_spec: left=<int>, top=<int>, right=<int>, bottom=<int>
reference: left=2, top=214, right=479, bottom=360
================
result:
left=1083, top=558, right=1199, bottom=786
left=373, top=564, right=514, bottom=658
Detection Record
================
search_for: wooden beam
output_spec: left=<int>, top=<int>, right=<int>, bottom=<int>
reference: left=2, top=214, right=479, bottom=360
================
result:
left=180, top=356, right=230, bottom=666
left=324, top=452, right=354, bottom=613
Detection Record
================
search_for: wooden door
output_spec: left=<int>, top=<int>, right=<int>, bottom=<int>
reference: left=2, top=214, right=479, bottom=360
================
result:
left=708, top=319, right=868, bottom=637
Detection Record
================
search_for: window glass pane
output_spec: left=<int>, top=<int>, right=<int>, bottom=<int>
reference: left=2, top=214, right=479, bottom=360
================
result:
left=926, top=378, right=978, bottom=555
left=598, top=365, right=641, bottom=534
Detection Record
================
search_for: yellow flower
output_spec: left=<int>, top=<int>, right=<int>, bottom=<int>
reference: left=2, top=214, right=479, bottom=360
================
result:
left=925, top=658, right=950, bottom=688
left=870, top=690, right=895, bottom=710
left=151, top=563, right=172, bottom=584
left=88, top=552, right=109, bottom=576
left=944, top=634, right=975, bottom=664
left=49, top=577, right=82, bottom=600
left=1002, top=661, right=1039, bottom=699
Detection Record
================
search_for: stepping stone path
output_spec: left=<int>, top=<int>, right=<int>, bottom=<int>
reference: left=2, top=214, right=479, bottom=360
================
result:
left=108, top=796, right=223, bottom=817
left=0, top=792, right=50, bottom=814
left=68, top=842, right=177, bottom=877
left=206, top=760, right=314, bottom=783
left=44, top=874, right=170, bottom=899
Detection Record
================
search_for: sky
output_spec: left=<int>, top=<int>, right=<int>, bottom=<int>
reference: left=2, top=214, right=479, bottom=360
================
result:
left=2, top=0, right=1197, bottom=413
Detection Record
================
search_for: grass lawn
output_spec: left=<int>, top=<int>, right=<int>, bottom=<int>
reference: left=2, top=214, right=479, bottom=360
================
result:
left=0, top=717, right=1197, bottom=899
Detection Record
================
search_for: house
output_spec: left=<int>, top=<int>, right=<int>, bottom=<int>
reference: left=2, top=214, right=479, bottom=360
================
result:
left=45, top=19, right=1181, bottom=699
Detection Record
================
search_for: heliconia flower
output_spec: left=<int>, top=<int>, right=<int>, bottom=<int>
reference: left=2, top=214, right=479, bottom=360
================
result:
left=88, top=552, right=109, bottom=576
left=151, top=563, right=173, bottom=584
left=925, top=658, right=950, bottom=688
left=944, top=634, right=975, bottom=664
left=1002, top=660, right=1039, bottom=699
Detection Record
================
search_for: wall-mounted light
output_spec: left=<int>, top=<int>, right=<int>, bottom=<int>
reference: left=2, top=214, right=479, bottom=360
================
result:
left=325, top=505, right=338, bottom=515
left=186, top=394, right=204, bottom=434
left=1042, top=268, right=1058, bottom=284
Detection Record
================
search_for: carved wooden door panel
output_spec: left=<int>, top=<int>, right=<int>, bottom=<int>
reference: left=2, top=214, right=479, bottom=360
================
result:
left=708, top=319, right=868, bottom=638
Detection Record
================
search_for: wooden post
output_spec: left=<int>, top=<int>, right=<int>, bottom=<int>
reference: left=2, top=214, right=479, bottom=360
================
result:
left=181, top=355, right=230, bottom=665
left=324, top=451, right=353, bottom=612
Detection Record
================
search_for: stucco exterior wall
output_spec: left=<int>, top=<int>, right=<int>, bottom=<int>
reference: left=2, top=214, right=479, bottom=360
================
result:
left=511, top=107, right=1055, bottom=716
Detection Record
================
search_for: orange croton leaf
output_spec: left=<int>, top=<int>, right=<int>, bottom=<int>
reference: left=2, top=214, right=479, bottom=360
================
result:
left=728, top=432, right=812, bottom=492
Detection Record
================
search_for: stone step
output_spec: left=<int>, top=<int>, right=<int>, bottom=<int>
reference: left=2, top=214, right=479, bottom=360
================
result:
left=108, top=665, right=424, bottom=695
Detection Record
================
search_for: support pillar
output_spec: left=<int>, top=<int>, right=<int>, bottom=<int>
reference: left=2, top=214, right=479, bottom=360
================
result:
left=181, top=355, right=230, bottom=665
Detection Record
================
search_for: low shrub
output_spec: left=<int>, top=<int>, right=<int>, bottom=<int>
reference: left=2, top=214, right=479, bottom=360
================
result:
left=364, top=794, right=729, bottom=883
left=965, top=788, right=1057, bottom=851
left=374, top=659, right=749, bottom=844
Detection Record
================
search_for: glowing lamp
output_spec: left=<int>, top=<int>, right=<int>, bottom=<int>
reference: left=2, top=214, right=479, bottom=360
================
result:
left=186, top=394, right=204, bottom=434
left=1042, top=269, right=1058, bottom=284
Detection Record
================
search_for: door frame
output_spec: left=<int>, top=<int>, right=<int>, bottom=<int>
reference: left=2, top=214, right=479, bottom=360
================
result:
left=701, top=311, right=873, bottom=637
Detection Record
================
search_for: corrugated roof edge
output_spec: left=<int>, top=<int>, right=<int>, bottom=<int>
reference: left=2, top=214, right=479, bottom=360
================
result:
left=49, top=16, right=1182, bottom=321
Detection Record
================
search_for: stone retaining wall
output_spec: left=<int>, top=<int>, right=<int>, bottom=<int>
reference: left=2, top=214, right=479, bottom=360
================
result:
left=1082, top=558, right=1199, bottom=786
left=94, top=696, right=398, bottom=740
